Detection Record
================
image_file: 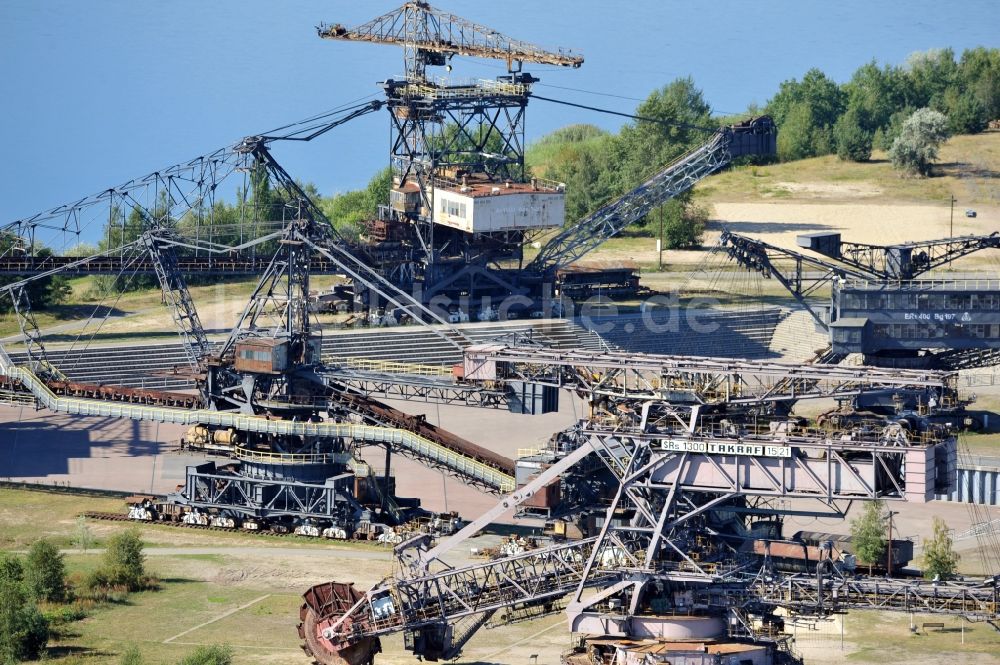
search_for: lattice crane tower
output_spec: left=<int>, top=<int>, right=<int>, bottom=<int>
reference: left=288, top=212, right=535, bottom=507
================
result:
left=318, top=2, right=583, bottom=298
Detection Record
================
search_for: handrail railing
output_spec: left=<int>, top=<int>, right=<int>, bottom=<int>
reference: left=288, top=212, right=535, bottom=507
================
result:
left=843, top=278, right=1000, bottom=291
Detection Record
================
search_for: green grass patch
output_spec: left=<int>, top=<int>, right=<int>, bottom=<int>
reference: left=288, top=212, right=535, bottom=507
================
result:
left=697, top=132, right=999, bottom=206
left=959, top=432, right=1000, bottom=457
left=841, top=610, right=1000, bottom=662
left=0, top=488, right=122, bottom=550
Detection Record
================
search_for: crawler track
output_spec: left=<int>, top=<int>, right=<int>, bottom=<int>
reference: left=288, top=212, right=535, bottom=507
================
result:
left=82, top=511, right=297, bottom=537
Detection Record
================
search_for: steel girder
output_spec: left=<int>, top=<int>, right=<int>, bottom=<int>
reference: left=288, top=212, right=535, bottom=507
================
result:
left=571, top=425, right=953, bottom=502
left=321, top=369, right=509, bottom=409
left=142, top=233, right=210, bottom=366
left=528, top=131, right=730, bottom=274
left=180, top=467, right=356, bottom=521
left=462, top=343, right=955, bottom=405
left=747, top=573, right=999, bottom=622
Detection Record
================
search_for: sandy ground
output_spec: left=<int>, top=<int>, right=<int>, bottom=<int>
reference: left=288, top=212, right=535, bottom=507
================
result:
left=590, top=201, right=1000, bottom=271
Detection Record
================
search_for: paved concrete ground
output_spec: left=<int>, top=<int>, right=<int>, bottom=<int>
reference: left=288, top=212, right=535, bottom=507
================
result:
left=0, top=404, right=198, bottom=493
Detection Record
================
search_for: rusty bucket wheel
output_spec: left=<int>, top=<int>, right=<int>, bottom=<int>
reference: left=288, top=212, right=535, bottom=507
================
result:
left=298, top=582, right=381, bottom=665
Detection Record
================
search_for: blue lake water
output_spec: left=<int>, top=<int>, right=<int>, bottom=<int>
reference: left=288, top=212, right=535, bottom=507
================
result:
left=1, top=0, right=996, bottom=233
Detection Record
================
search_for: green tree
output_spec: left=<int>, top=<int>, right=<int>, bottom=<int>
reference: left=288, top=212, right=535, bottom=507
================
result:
left=607, top=77, right=713, bottom=198
left=941, top=86, right=987, bottom=134
left=0, top=554, right=24, bottom=585
left=767, top=68, right=846, bottom=128
left=850, top=500, right=887, bottom=575
left=548, top=137, right=614, bottom=223
left=889, top=108, right=950, bottom=176
left=834, top=106, right=873, bottom=161
left=527, top=124, right=612, bottom=223
left=958, top=46, right=1000, bottom=125
left=767, top=68, right=845, bottom=160
left=578, top=77, right=714, bottom=237
left=177, top=644, right=233, bottom=665
left=24, top=540, right=67, bottom=603
left=775, top=102, right=816, bottom=161
left=96, top=528, right=147, bottom=592
left=904, top=48, right=958, bottom=108
left=922, top=516, right=960, bottom=580
left=0, top=560, right=49, bottom=664
left=843, top=60, right=908, bottom=133
left=0, top=242, right=72, bottom=314
left=319, top=167, right=393, bottom=239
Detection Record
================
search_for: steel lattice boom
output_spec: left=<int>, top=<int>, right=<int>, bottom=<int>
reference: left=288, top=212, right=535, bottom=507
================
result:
left=528, top=117, right=776, bottom=274
left=318, top=1, right=583, bottom=79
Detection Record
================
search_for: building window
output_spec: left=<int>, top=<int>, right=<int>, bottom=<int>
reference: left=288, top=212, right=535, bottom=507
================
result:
left=240, top=349, right=270, bottom=362
left=439, top=198, right=467, bottom=219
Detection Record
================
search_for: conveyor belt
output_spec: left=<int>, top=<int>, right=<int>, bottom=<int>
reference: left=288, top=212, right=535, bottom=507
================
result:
left=0, top=364, right=515, bottom=493
left=335, top=392, right=516, bottom=478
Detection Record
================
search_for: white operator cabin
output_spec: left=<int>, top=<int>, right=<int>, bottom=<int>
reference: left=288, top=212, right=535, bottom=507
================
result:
left=431, top=180, right=565, bottom=234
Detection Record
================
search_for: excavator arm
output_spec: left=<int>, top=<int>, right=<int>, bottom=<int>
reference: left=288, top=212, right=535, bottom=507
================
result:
left=526, top=116, right=776, bottom=275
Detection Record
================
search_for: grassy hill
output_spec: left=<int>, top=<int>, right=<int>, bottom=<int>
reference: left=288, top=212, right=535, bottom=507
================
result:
left=696, top=131, right=1000, bottom=206
left=525, top=123, right=610, bottom=180
left=526, top=127, right=1000, bottom=209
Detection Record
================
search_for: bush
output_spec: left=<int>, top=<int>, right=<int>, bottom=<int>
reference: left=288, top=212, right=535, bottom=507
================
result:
left=177, top=644, right=233, bottom=665
left=25, top=539, right=67, bottom=603
left=73, top=516, right=95, bottom=552
left=41, top=603, right=87, bottom=625
left=0, top=570, right=49, bottom=663
left=0, top=554, right=25, bottom=585
left=834, top=107, right=873, bottom=161
left=95, top=529, right=148, bottom=592
left=889, top=108, right=950, bottom=176
left=120, top=644, right=145, bottom=665
left=662, top=200, right=709, bottom=249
